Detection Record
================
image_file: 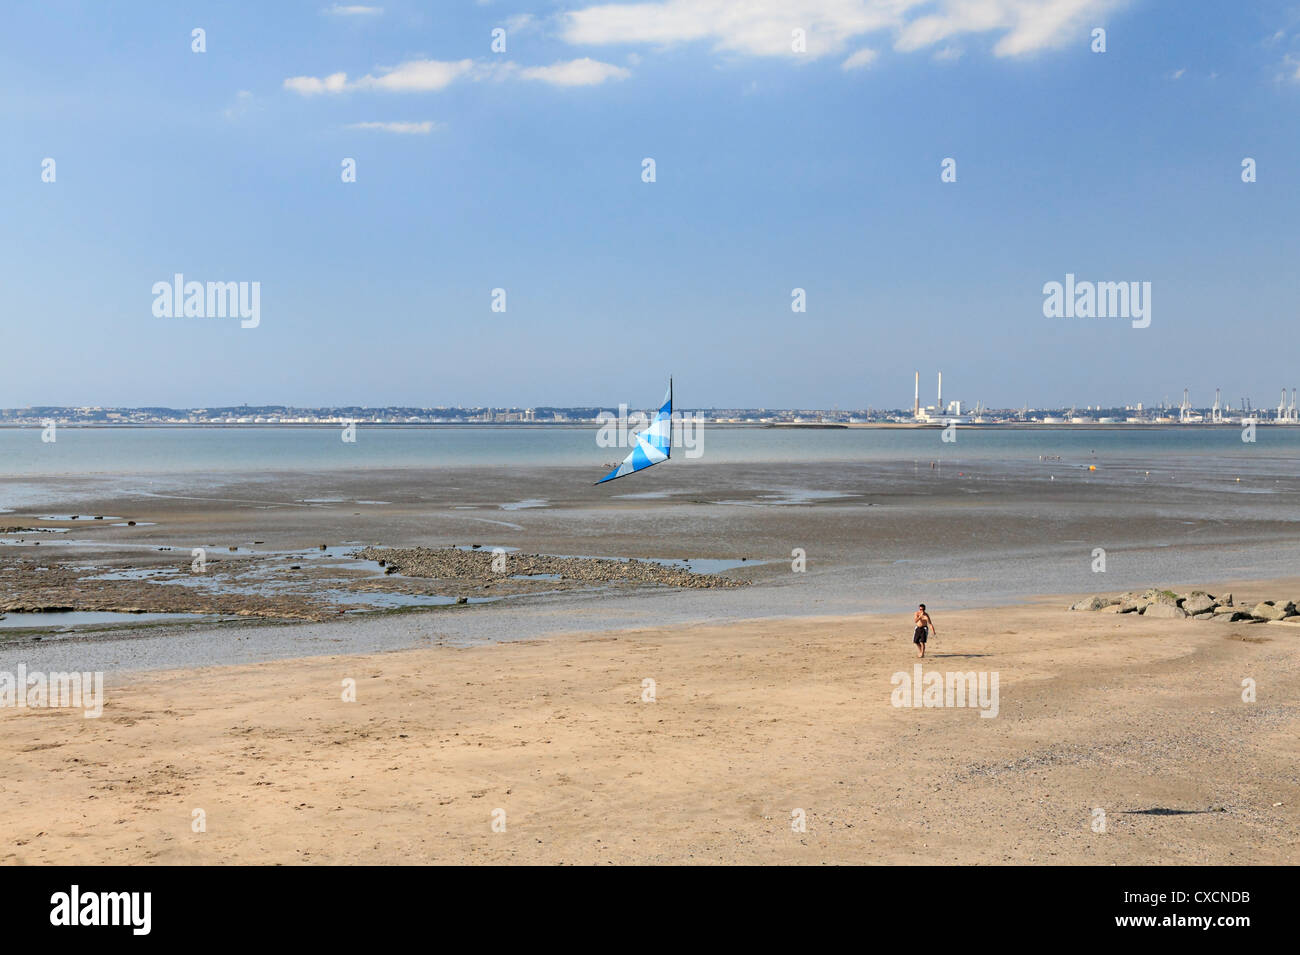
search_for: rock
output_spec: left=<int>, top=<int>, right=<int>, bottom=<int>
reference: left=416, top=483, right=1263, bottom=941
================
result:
left=1183, top=593, right=1217, bottom=615
left=1143, top=602, right=1187, bottom=619
left=455, top=595, right=468, bottom=604
left=1070, top=596, right=1107, bottom=611
left=1212, top=605, right=1237, bottom=615
left=1220, top=592, right=1233, bottom=606
left=1252, top=601, right=1293, bottom=621
left=1211, top=610, right=1254, bottom=622
left=1192, top=612, right=1215, bottom=620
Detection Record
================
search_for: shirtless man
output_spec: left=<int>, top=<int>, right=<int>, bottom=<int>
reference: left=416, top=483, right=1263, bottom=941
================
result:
left=913, top=603, right=936, bottom=658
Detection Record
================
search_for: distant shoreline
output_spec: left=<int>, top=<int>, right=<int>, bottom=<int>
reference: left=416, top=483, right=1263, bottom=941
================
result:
left=3, top=421, right=1299, bottom=431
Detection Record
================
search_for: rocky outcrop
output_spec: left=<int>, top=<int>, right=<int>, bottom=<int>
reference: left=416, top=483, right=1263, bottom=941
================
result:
left=1069, top=589, right=1299, bottom=625
left=351, top=546, right=748, bottom=590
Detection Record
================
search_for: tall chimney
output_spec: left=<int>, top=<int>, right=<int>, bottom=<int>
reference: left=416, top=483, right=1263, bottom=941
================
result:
left=937, top=372, right=943, bottom=414
left=914, top=371, right=919, bottom=417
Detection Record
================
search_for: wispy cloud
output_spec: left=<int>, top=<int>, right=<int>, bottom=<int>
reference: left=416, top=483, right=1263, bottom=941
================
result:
left=223, top=89, right=256, bottom=120
left=561, top=0, right=1127, bottom=60
left=1268, top=22, right=1300, bottom=83
left=284, top=57, right=629, bottom=94
left=841, top=48, right=878, bottom=70
left=325, top=4, right=383, bottom=15
left=346, top=120, right=439, bottom=134
left=514, top=57, right=631, bottom=86
left=1283, top=53, right=1300, bottom=82
left=1169, top=67, right=1186, bottom=79
left=284, top=59, right=475, bottom=95
left=504, top=13, right=539, bottom=33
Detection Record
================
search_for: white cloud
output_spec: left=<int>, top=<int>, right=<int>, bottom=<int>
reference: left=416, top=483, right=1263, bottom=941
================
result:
left=356, top=59, right=476, bottom=92
left=326, top=4, right=383, bottom=15
left=1169, top=67, right=1186, bottom=79
left=284, top=72, right=349, bottom=95
left=516, top=57, right=631, bottom=86
left=561, top=0, right=1126, bottom=60
left=841, top=48, right=878, bottom=70
left=933, top=44, right=963, bottom=61
left=283, top=60, right=475, bottom=95
left=346, top=120, right=439, bottom=134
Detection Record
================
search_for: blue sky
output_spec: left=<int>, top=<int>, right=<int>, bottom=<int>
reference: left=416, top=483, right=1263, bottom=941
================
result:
left=3, top=0, right=1299, bottom=410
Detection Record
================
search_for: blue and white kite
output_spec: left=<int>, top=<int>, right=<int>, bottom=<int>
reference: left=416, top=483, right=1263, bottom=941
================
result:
left=595, top=380, right=672, bottom=484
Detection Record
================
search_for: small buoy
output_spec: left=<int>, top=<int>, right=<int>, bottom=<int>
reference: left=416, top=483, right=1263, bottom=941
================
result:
left=1088, top=465, right=1097, bottom=471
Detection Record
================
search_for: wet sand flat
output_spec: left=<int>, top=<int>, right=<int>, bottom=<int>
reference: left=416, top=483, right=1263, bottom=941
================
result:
left=5, top=460, right=1300, bottom=646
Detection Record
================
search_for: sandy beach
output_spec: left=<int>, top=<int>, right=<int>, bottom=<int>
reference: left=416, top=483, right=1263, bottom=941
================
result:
left=3, top=580, right=1297, bottom=865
